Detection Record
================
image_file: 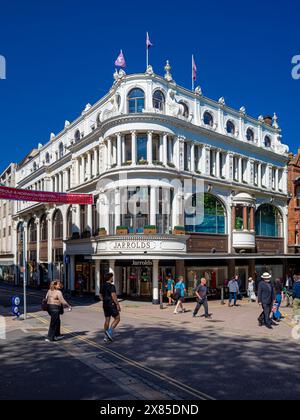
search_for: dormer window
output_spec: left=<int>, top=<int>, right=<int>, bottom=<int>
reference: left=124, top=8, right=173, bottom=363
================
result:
left=226, top=120, right=235, bottom=135
left=246, top=128, right=254, bottom=142
left=264, top=135, right=272, bottom=148
left=204, top=111, right=214, bottom=127
left=153, top=90, right=165, bottom=111
left=59, top=142, right=64, bottom=159
left=74, top=130, right=81, bottom=142
left=128, top=88, right=145, bottom=114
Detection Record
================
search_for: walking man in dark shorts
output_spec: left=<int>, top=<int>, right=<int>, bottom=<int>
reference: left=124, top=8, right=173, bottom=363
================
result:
left=100, top=273, right=121, bottom=342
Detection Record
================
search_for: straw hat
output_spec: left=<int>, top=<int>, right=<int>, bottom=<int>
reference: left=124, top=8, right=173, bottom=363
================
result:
left=261, top=273, right=272, bottom=280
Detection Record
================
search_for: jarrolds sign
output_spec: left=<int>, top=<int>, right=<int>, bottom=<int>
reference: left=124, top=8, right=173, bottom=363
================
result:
left=112, top=240, right=156, bottom=251
left=0, top=186, right=93, bottom=205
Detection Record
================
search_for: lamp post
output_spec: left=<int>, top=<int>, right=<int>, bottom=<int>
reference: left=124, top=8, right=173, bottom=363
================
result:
left=21, top=222, right=27, bottom=320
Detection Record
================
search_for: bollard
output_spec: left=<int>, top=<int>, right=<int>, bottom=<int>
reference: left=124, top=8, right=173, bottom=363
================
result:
left=160, top=289, right=164, bottom=310
left=221, top=287, right=225, bottom=305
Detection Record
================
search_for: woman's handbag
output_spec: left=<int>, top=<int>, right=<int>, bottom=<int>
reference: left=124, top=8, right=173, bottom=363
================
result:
left=41, top=298, right=48, bottom=312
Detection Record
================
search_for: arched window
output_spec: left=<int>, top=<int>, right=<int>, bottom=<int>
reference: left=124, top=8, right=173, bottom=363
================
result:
left=226, top=120, right=235, bottom=135
left=264, top=136, right=272, bottom=148
left=296, top=186, right=300, bottom=207
left=185, top=193, right=226, bottom=234
left=58, top=142, right=64, bottom=159
left=40, top=214, right=48, bottom=241
left=153, top=90, right=165, bottom=111
left=255, top=204, right=283, bottom=237
left=28, top=219, right=37, bottom=243
left=179, top=102, right=189, bottom=118
left=53, top=210, right=63, bottom=240
left=67, top=207, right=73, bottom=238
left=204, top=112, right=214, bottom=127
left=74, top=130, right=81, bottom=142
left=246, top=128, right=254, bottom=142
left=127, top=88, right=145, bottom=114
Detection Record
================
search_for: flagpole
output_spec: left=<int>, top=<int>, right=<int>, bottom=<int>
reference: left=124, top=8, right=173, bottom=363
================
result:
left=192, top=55, right=194, bottom=92
left=146, top=46, right=149, bottom=69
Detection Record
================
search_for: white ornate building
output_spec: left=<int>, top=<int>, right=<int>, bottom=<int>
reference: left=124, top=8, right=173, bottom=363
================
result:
left=12, top=63, right=290, bottom=302
left=0, top=163, right=17, bottom=283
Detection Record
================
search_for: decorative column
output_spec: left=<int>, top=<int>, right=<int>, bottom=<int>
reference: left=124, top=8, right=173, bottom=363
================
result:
left=107, top=138, right=112, bottom=169
left=147, top=131, right=153, bottom=165
left=69, top=255, right=75, bottom=292
left=35, top=218, right=41, bottom=286
left=115, top=189, right=121, bottom=230
left=250, top=207, right=255, bottom=232
left=86, top=152, right=92, bottom=180
left=216, top=149, right=221, bottom=178
left=258, top=163, right=262, bottom=188
left=163, top=133, right=168, bottom=166
left=275, top=168, right=279, bottom=192
left=95, top=259, right=101, bottom=298
left=150, top=186, right=157, bottom=227
left=87, top=204, right=93, bottom=235
left=238, top=157, right=243, bottom=183
left=131, top=131, right=137, bottom=165
left=152, top=260, right=159, bottom=305
left=121, top=135, right=126, bottom=165
left=243, top=206, right=248, bottom=231
left=190, top=143, right=195, bottom=173
left=80, top=156, right=85, bottom=184
left=117, top=133, right=122, bottom=167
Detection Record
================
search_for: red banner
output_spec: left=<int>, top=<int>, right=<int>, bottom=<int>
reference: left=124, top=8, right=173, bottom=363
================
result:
left=0, top=186, right=94, bottom=205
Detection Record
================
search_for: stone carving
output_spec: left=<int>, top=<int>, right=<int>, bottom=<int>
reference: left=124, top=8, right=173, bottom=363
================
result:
left=239, top=106, right=246, bottom=115
left=146, top=65, right=154, bottom=76
left=273, top=112, right=279, bottom=129
left=102, top=96, right=119, bottom=121
left=195, top=86, right=203, bottom=96
left=218, top=97, right=225, bottom=106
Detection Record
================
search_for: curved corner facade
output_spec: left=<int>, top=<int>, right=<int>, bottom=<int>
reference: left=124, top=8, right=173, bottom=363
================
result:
left=13, top=68, right=290, bottom=302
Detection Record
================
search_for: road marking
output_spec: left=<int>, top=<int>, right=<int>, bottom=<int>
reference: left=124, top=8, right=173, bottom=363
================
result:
left=29, top=313, right=215, bottom=401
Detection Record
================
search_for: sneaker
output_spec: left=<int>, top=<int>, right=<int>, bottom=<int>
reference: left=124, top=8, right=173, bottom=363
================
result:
left=105, top=329, right=114, bottom=342
left=54, top=336, right=64, bottom=341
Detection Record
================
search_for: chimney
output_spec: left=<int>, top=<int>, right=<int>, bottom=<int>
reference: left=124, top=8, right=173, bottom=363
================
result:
left=263, top=116, right=273, bottom=126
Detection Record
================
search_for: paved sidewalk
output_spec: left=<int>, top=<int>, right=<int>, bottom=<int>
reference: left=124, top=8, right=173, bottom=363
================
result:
left=1, top=283, right=300, bottom=400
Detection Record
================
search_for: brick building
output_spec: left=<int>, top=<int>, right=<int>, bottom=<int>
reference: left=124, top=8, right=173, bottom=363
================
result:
left=288, top=149, right=300, bottom=255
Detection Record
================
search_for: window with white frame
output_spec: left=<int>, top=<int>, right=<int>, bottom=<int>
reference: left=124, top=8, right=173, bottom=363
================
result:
left=210, top=150, right=216, bottom=177
left=242, top=159, right=248, bottom=183
left=220, top=153, right=226, bottom=178
left=261, top=165, right=267, bottom=188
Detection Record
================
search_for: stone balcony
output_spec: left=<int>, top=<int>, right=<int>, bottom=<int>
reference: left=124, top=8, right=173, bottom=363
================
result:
left=232, top=230, right=256, bottom=250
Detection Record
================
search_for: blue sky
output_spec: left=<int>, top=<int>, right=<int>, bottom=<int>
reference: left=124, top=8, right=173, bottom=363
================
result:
left=0, top=0, right=300, bottom=172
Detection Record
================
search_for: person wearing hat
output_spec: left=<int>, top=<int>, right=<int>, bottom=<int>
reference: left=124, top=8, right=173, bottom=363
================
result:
left=257, top=273, right=276, bottom=329
left=292, top=268, right=300, bottom=323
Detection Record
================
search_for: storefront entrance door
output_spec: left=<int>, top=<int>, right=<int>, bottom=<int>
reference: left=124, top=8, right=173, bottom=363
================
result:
left=123, top=265, right=153, bottom=298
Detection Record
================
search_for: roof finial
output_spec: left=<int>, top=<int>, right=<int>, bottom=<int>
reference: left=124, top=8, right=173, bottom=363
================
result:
left=164, top=60, right=173, bottom=82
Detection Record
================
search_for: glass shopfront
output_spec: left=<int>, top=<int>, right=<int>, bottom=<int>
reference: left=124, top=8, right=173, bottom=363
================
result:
left=121, top=261, right=153, bottom=298
left=186, top=266, right=228, bottom=298
left=75, top=257, right=96, bottom=293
